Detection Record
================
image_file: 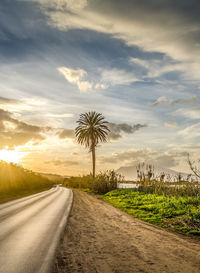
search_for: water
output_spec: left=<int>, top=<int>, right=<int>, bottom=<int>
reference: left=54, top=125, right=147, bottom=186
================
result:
left=118, top=183, right=139, bottom=189
left=118, top=183, right=200, bottom=189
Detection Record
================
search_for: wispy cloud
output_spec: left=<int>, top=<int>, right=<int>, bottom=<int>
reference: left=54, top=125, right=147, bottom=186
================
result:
left=57, top=66, right=107, bottom=92
left=169, top=96, right=197, bottom=106
left=101, top=68, right=141, bottom=86
left=58, top=128, right=75, bottom=139
left=164, top=122, right=177, bottom=127
left=47, top=113, right=74, bottom=118
left=151, top=96, right=167, bottom=107
left=57, top=66, right=92, bottom=92
left=34, top=0, right=200, bottom=82
left=100, top=149, right=180, bottom=169
left=175, top=108, right=200, bottom=120
left=178, top=122, right=200, bottom=139
left=130, top=57, right=184, bottom=79
left=44, top=159, right=79, bottom=166
left=152, top=96, right=197, bottom=107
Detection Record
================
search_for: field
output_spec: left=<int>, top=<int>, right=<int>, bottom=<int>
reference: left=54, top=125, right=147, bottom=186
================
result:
left=103, top=189, right=200, bottom=235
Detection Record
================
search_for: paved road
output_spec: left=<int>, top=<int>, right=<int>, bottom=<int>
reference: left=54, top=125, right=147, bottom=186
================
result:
left=0, top=186, right=73, bottom=273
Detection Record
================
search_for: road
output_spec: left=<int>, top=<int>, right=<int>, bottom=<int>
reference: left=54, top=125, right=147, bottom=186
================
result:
left=0, top=186, right=73, bottom=273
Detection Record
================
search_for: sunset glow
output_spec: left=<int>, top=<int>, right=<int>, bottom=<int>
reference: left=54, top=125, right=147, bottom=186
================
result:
left=0, top=149, right=22, bottom=164
left=0, top=0, right=199, bottom=176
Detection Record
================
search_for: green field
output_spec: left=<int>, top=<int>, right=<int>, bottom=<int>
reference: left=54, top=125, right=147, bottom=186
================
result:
left=103, top=189, right=200, bottom=235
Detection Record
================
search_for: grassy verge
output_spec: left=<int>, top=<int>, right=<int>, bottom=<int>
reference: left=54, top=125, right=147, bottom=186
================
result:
left=103, top=189, right=200, bottom=236
left=0, top=186, right=52, bottom=204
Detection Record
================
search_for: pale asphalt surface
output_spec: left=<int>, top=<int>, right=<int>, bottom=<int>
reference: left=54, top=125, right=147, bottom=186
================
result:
left=0, top=186, right=73, bottom=273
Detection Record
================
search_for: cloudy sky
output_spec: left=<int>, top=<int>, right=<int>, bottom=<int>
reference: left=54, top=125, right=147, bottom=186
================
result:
left=0, top=0, right=200, bottom=175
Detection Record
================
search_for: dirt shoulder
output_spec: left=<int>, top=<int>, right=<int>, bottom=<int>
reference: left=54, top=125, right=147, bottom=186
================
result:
left=53, top=190, right=200, bottom=273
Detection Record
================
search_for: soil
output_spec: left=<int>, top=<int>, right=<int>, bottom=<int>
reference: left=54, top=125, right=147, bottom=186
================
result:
left=53, top=190, right=200, bottom=273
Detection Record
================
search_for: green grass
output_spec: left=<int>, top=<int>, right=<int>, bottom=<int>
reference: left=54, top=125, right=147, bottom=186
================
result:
left=103, top=189, right=200, bottom=235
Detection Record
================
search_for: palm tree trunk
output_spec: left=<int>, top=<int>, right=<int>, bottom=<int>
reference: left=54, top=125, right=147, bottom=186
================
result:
left=92, top=145, right=96, bottom=179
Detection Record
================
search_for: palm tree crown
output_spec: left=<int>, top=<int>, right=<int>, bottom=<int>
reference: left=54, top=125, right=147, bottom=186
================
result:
left=75, top=111, right=110, bottom=178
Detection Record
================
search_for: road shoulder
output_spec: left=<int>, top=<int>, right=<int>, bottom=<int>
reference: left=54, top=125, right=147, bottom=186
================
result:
left=53, top=190, right=200, bottom=273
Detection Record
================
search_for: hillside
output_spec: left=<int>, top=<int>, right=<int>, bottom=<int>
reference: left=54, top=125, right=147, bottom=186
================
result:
left=0, top=161, right=54, bottom=203
left=117, top=164, right=190, bottom=181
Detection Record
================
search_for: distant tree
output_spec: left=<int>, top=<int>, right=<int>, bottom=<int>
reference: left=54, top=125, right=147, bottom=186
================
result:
left=187, top=153, right=200, bottom=179
left=75, top=111, right=110, bottom=178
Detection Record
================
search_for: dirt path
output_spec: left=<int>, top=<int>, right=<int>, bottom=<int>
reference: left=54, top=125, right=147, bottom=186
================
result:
left=53, top=190, right=200, bottom=273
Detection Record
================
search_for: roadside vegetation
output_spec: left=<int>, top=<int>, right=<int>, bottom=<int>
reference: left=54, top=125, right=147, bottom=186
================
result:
left=63, top=170, right=122, bottom=194
left=103, top=163, right=200, bottom=236
left=0, top=161, right=54, bottom=203
left=103, top=188, right=200, bottom=236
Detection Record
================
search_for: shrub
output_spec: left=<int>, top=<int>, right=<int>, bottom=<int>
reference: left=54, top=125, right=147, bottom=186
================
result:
left=63, top=170, right=123, bottom=194
left=91, top=170, right=123, bottom=194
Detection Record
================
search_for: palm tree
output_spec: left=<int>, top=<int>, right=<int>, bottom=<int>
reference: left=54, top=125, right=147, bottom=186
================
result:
left=75, top=111, right=110, bottom=178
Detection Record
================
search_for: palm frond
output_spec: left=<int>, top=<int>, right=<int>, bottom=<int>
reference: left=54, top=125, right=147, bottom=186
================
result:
left=75, top=111, right=110, bottom=149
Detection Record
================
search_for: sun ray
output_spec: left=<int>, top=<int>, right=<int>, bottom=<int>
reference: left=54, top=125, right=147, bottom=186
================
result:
left=0, top=149, right=24, bottom=164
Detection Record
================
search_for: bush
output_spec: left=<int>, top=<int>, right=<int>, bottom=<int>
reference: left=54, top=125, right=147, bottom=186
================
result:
left=63, top=170, right=123, bottom=194
left=63, top=175, right=93, bottom=189
left=91, top=170, right=123, bottom=194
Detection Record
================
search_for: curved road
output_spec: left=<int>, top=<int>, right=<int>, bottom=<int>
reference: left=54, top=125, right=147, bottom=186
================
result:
left=0, top=186, right=73, bottom=273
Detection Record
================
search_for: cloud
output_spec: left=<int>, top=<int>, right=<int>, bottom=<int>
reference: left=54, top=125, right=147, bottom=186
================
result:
left=169, top=96, right=197, bottom=106
left=34, top=0, right=200, bottom=81
left=130, top=57, right=184, bottom=79
left=0, top=96, right=31, bottom=112
left=152, top=96, right=197, bottom=107
left=57, top=66, right=106, bottom=92
left=100, top=148, right=182, bottom=169
left=77, top=80, right=93, bottom=92
left=35, top=0, right=88, bottom=12
left=108, top=122, right=147, bottom=140
left=175, top=108, right=200, bottom=119
left=0, top=109, right=45, bottom=148
left=58, top=128, right=75, bottom=139
left=58, top=66, right=93, bottom=92
left=47, top=113, right=74, bottom=118
left=0, top=109, right=75, bottom=148
left=101, top=69, right=141, bottom=86
left=151, top=96, right=167, bottom=107
left=0, top=97, right=21, bottom=105
left=45, top=159, right=79, bottom=166
left=57, top=66, right=86, bottom=84
left=178, top=122, right=200, bottom=139
left=165, top=122, right=177, bottom=127
left=95, top=83, right=108, bottom=90
left=154, top=155, right=178, bottom=168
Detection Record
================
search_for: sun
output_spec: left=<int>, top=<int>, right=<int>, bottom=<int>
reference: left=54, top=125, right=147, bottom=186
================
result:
left=0, top=149, right=22, bottom=164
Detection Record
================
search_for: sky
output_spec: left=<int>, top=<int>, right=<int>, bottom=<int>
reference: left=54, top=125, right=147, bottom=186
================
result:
left=0, top=0, right=200, bottom=175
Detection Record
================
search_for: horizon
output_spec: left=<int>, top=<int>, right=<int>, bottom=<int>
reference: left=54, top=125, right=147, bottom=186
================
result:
left=0, top=0, right=200, bottom=175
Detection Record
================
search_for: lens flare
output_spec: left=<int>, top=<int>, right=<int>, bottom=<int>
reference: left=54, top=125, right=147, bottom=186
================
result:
left=0, top=149, right=22, bottom=164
